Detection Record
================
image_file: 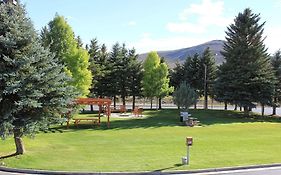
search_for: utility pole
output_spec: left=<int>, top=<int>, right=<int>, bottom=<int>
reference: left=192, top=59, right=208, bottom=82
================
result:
left=204, top=64, right=208, bottom=109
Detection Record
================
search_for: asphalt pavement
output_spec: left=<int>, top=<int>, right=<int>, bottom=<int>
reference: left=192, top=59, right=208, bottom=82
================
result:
left=1, top=165, right=281, bottom=175
left=185, top=166, right=281, bottom=175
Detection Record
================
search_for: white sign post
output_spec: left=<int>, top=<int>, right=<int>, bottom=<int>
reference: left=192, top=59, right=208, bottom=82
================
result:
left=182, top=137, right=193, bottom=165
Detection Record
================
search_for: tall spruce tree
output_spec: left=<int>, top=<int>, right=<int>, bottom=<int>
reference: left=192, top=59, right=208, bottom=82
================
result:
left=215, top=8, right=275, bottom=116
left=170, top=61, right=184, bottom=89
left=107, top=42, right=122, bottom=107
left=182, top=54, right=201, bottom=108
left=0, top=2, right=76, bottom=154
left=127, top=48, right=143, bottom=109
left=88, top=38, right=101, bottom=96
left=201, top=47, right=217, bottom=109
left=89, top=43, right=110, bottom=98
left=119, top=43, right=130, bottom=105
left=41, top=15, right=92, bottom=97
left=271, top=50, right=281, bottom=115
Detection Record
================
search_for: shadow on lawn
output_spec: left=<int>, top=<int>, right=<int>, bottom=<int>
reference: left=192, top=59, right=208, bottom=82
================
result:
left=55, top=109, right=281, bottom=131
left=0, top=153, right=18, bottom=159
left=152, top=163, right=184, bottom=172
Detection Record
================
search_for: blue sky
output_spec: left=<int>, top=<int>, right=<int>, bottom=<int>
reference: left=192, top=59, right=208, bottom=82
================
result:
left=21, top=0, right=281, bottom=54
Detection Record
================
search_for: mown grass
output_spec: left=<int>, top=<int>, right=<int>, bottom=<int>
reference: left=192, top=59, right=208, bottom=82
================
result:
left=0, top=109, right=281, bottom=172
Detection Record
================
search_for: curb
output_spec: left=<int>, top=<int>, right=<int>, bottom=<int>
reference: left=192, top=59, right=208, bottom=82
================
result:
left=1, top=163, right=281, bottom=174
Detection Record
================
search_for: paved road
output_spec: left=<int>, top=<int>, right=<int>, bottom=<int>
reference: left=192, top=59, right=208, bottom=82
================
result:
left=1, top=166, right=281, bottom=175
left=90, top=103, right=281, bottom=116
left=179, top=166, right=281, bottom=175
left=0, top=172, right=22, bottom=175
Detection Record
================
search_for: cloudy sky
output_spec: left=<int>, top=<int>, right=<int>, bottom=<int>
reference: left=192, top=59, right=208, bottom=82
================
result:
left=22, top=0, right=281, bottom=54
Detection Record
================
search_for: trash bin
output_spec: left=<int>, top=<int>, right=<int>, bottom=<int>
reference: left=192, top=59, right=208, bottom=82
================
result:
left=180, top=112, right=189, bottom=122
left=182, top=156, right=188, bottom=165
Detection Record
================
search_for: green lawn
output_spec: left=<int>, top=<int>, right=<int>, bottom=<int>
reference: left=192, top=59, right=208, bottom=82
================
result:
left=0, top=109, right=281, bottom=172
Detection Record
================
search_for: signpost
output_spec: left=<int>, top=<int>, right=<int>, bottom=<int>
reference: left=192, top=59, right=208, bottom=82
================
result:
left=182, top=137, right=193, bottom=165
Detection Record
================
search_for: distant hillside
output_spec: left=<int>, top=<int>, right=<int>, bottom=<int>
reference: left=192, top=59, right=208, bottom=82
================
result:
left=138, top=40, right=225, bottom=67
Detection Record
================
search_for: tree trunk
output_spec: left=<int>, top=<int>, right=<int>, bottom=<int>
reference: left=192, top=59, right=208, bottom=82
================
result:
left=194, top=101, right=197, bottom=109
left=243, top=106, right=249, bottom=117
left=13, top=128, right=25, bottom=155
left=272, top=106, right=276, bottom=116
left=204, top=93, right=208, bottom=109
left=234, top=104, right=237, bottom=110
left=132, top=95, right=136, bottom=110
left=122, top=95, right=126, bottom=106
left=150, top=98, right=153, bottom=109
left=113, top=96, right=116, bottom=109
left=158, top=97, right=162, bottom=110
left=273, top=97, right=277, bottom=115
left=203, top=64, right=208, bottom=110
left=240, top=105, right=242, bottom=111
left=261, top=104, right=264, bottom=116
left=224, top=102, right=227, bottom=110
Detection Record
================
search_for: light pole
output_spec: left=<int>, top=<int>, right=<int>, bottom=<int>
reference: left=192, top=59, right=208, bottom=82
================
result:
left=204, top=64, right=207, bottom=109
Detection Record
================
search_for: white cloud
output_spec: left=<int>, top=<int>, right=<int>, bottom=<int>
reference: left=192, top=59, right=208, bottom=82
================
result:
left=167, top=0, right=231, bottom=34
left=179, top=0, right=224, bottom=21
left=264, top=26, right=281, bottom=54
left=128, top=21, right=137, bottom=26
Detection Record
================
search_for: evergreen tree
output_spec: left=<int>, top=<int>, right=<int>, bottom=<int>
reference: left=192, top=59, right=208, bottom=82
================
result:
left=90, top=43, right=110, bottom=98
left=88, top=38, right=101, bottom=96
left=215, top=8, right=275, bottom=116
left=0, top=2, right=76, bottom=154
left=182, top=54, right=201, bottom=108
left=127, top=48, right=143, bottom=109
left=41, top=15, right=92, bottom=96
left=173, top=82, right=198, bottom=111
left=271, top=50, right=281, bottom=115
left=201, top=47, right=217, bottom=109
left=107, top=42, right=122, bottom=107
left=119, top=43, right=130, bottom=105
left=213, top=63, right=233, bottom=109
left=170, top=61, right=184, bottom=89
left=183, top=54, right=202, bottom=91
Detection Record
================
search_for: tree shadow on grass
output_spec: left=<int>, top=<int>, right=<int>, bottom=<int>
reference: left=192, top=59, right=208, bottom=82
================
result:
left=52, top=109, right=281, bottom=132
left=151, top=163, right=184, bottom=173
left=0, top=153, right=18, bottom=159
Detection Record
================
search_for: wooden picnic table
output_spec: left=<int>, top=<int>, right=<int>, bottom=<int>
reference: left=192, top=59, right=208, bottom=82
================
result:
left=132, top=107, right=143, bottom=117
left=186, top=117, right=200, bottom=127
left=73, top=118, right=99, bottom=127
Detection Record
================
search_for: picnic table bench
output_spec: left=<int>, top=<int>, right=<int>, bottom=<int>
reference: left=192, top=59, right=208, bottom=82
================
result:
left=132, top=107, right=143, bottom=117
left=186, top=117, right=201, bottom=127
left=73, top=118, right=99, bottom=127
left=110, top=105, right=127, bottom=113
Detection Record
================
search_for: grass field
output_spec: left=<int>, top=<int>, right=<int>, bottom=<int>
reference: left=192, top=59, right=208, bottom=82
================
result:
left=0, top=109, right=281, bottom=172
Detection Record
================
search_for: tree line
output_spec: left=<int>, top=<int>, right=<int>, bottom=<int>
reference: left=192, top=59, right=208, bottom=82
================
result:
left=40, top=15, right=173, bottom=110
left=170, top=8, right=281, bottom=116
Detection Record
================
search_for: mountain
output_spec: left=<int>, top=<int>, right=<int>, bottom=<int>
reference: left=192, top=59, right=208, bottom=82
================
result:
left=138, top=40, right=225, bottom=67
